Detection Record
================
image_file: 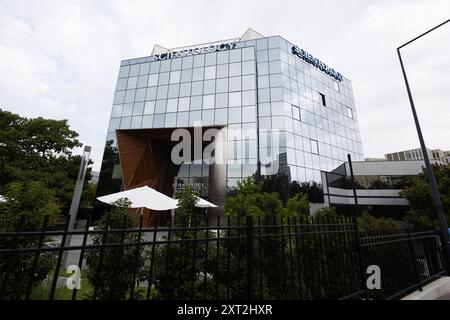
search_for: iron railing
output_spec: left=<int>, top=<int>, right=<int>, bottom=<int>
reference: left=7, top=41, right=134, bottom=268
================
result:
left=0, top=214, right=447, bottom=300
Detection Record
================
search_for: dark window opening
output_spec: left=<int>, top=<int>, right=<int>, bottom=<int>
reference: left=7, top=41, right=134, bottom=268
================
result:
left=319, top=92, right=326, bottom=106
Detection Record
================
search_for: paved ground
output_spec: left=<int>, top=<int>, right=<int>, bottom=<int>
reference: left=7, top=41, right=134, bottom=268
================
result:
left=436, top=293, right=450, bottom=300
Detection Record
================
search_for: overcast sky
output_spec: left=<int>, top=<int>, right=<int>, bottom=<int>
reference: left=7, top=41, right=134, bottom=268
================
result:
left=1, top=0, right=449, bottom=171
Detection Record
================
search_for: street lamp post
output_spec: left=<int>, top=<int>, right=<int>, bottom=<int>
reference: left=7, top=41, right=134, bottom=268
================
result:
left=397, top=19, right=450, bottom=257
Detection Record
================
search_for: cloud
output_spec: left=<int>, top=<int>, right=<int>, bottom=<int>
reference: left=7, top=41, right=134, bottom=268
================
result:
left=0, top=0, right=449, bottom=171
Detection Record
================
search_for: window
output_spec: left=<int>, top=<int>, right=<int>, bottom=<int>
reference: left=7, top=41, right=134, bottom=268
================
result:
left=215, top=108, right=227, bottom=125
left=120, top=117, right=131, bottom=129
left=203, top=79, right=215, bottom=94
left=108, top=118, right=121, bottom=132
left=192, top=67, right=204, bottom=81
left=116, top=78, right=127, bottom=91
left=168, top=84, right=180, bottom=98
left=292, top=105, right=300, bottom=120
left=229, top=62, right=241, bottom=77
left=202, top=109, right=214, bottom=125
left=334, top=81, right=340, bottom=92
left=346, top=107, right=353, bottom=119
left=155, top=100, right=166, bottom=113
left=135, top=88, right=146, bottom=102
left=148, top=74, right=158, bottom=87
left=242, top=90, right=255, bottom=106
left=144, top=101, right=155, bottom=114
left=311, top=139, right=319, bottom=155
left=229, top=76, right=241, bottom=92
left=190, top=96, right=202, bottom=110
left=137, top=75, right=148, bottom=88
left=111, top=104, right=123, bottom=118
left=242, top=61, right=255, bottom=75
left=166, top=98, right=178, bottom=113
left=178, top=97, right=190, bottom=111
left=177, top=112, right=189, bottom=126
left=158, top=72, right=169, bottom=85
left=133, top=102, right=144, bottom=115
left=131, top=116, right=142, bottom=128
left=319, top=92, right=326, bottom=106
left=229, top=92, right=241, bottom=107
left=216, top=93, right=228, bottom=107
left=170, top=58, right=182, bottom=71
left=169, top=71, right=181, bottom=84
left=118, top=66, right=130, bottom=78
left=203, top=94, right=215, bottom=109
left=149, top=61, right=160, bottom=74
left=216, top=64, right=228, bottom=78
left=242, top=75, right=256, bottom=90
left=204, top=66, right=216, bottom=79
left=165, top=113, right=177, bottom=127
left=179, top=82, right=191, bottom=97
left=216, top=78, right=228, bottom=93
left=205, top=52, right=217, bottom=66
left=242, top=47, right=254, bottom=61
left=181, top=69, right=192, bottom=82
left=127, top=76, right=138, bottom=89
left=153, top=114, right=165, bottom=128
left=229, top=49, right=242, bottom=63
left=129, top=64, right=139, bottom=77
left=139, top=62, right=150, bottom=75
left=142, top=115, right=153, bottom=128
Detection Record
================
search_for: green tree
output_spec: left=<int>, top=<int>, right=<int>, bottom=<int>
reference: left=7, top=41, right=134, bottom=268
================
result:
left=282, top=193, right=309, bottom=218
left=357, top=211, right=399, bottom=232
left=174, top=185, right=199, bottom=227
left=151, top=186, right=220, bottom=299
left=401, top=163, right=450, bottom=227
left=0, top=181, right=60, bottom=299
left=290, top=180, right=324, bottom=203
left=225, top=177, right=284, bottom=220
left=0, top=108, right=92, bottom=216
left=85, top=198, right=145, bottom=300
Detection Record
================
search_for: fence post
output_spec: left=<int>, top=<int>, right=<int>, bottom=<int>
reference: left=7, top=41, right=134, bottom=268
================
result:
left=406, top=229, right=423, bottom=291
left=246, top=215, right=254, bottom=300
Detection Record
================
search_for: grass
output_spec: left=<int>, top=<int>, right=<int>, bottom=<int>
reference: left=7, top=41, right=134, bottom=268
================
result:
left=30, top=274, right=93, bottom=300
left=30, top=276, right=156, bottom=300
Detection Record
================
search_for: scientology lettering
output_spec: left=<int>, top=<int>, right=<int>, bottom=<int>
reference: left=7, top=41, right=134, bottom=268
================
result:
left=291, top=45, right=343, bottom=82
left=155, top=42, right=236, bottom=61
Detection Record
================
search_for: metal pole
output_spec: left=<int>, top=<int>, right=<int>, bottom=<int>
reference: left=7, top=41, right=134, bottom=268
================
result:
left=62, top=146, right=92, bottom=268
left=347, top=154, right=359, bottom=221
left=347, top=154, right=368, bottom=299
left=396, top=20, right=450, bottom=258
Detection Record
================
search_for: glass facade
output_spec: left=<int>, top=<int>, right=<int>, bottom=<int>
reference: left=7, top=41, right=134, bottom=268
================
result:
left=98, top=34, right=364, bottom=200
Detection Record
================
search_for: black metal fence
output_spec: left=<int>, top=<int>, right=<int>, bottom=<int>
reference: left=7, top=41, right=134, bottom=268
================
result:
left=0, top=214, right=448, bottom=300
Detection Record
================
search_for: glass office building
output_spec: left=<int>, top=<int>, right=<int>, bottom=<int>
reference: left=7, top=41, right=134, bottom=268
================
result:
left=96, top=29, right=364, bottom=224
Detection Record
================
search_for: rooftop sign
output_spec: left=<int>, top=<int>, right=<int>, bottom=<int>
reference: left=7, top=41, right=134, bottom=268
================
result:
left=291, top=45, right=343, bottom=82
left=155, top=41, right=236, bottom=61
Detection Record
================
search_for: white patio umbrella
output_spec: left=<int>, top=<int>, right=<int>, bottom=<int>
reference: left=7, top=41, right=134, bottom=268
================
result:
left=97, top=186, right=178, bottom=211
left=192, top=196, right=217, bottom=208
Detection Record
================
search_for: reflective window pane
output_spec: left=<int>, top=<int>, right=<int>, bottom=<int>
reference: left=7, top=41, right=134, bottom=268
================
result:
left=229, top=92, right=241, bottom=107
left=229, top=62, right=241, bottom=77
left=144, top=101, right=155, bottom=114
left=204, top=66, right=216, bottom=80
left=142, top=115, right=153, bottom=127
left=148, top=74, right=158, bottom=87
